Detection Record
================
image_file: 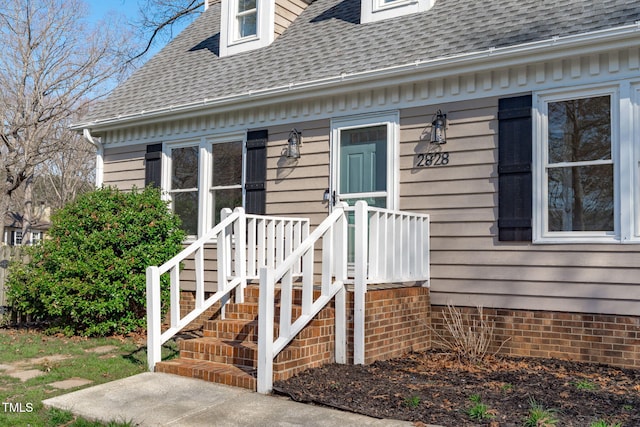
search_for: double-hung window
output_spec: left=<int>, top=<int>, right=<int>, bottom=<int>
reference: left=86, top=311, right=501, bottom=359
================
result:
left=166, top=137, right=244, bottom=239
left=534, top=82, right=640, bottom=243
left=235, top=0, right=257, bottom=39
left=169, top=145, right=200, bottom=236
left=220, top=0, right=274, bottom=57
left=210, top=141, right=243, bottom=225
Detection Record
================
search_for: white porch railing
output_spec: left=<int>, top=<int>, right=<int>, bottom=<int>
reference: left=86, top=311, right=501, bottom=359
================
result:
left=257, top=203, right=349, bottom=393
left=347, top=200, right=430, bottom=364
left=146, top=207, right=309, bottom=370
left=146, top=201, right=429, bottom=392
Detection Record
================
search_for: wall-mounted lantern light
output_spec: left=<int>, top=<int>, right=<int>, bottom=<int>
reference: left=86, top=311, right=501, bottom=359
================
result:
left=430, top=110, right=447, bottom=144
left=287, top=128, right=302, bottom=158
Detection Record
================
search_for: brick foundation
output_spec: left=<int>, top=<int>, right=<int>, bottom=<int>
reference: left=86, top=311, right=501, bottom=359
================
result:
left=431, top=306, right=640, bottom=369
left=348, top=286, right=431, bottom=364
left=176, top=285, right=431, bottom=369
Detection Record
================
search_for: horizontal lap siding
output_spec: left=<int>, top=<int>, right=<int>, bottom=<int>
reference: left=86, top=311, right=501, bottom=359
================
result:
left=399, top=98, right=640, bottom=316
left=103, top=144, right=146, bottom=190
left=265, top=120, right=330, bottom=227
left=275, top=0, right=307, bottom=37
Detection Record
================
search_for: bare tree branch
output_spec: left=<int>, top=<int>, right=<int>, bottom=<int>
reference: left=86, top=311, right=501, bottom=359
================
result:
left=0, top=0, right=132, bottom=243
left=128, top=0, right=204, bottom=62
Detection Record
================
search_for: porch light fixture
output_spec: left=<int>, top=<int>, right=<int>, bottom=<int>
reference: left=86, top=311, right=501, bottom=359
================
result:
left=430, top=110, right=447, bottom=144
left=287, top=128, right=302, bottom=158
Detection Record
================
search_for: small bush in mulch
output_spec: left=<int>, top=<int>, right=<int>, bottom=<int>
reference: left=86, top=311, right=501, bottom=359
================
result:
left=274, top=350, right=640, bottom=427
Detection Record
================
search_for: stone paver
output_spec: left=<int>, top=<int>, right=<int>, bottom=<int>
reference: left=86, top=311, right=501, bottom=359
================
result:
left=7, top=369, right=45, bottom=381
left=85, top=345, right=117, bottom=354
left=49, top=377, right=94, bottom=390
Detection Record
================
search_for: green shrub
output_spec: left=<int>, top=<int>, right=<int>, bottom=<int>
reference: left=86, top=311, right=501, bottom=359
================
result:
left=7, top=186, right=186, bottom=336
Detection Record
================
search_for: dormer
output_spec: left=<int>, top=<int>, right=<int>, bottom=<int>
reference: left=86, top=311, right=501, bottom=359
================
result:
left=218, top=0, right=312, bottom=57
left=361, top=0, right=435, bottom=24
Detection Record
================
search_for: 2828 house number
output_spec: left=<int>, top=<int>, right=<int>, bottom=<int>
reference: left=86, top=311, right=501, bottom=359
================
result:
left=416, top=152, right=450, bottom=167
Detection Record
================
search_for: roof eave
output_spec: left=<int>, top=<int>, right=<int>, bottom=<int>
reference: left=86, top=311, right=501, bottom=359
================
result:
left=72, top=22, right=640, bottom=132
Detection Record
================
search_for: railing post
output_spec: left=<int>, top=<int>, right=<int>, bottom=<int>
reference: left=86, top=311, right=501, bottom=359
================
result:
left=219, top=208, right=233, bottom=318
left=146, top=266, right=162, bottom=371
left=335, top=204, right=348, bottom=364
left=257, top=266, right=275, bottom=394
left=354, top=200, right=368, bottom=365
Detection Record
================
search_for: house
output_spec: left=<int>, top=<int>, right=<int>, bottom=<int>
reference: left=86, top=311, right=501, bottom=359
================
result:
left=73, top=0, right=640, bottom=391
left=3, top=209, right=51, bottom=246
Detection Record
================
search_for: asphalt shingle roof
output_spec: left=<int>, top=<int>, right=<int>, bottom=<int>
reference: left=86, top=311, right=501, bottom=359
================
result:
left=85, top=0, right=640, bottom=123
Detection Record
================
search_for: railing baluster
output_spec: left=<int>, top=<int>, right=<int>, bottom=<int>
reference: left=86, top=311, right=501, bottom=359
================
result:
left=280, top=270, right=293, bottom=338
left=246, top=217, right=255, bottom=276
left=195, top=246, right=204, bottom=310
left=170, top=266, right=180, bottom=328
left=267, top=220, right=276, bottom=269
left=322, top=227, right=333, bottom=295
left=276, top=220, right=284, bottom=267
left=258, top=219, right=266, bottom=269
left=302, top=246, right=314, bottom=316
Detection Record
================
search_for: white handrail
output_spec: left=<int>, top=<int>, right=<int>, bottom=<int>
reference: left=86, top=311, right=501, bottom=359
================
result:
left=146, top=207, right=310, bottom=371
left=257, top=203, right=349, bottom=393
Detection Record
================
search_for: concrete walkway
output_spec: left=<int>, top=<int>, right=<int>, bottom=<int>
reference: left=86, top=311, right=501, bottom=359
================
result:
left=43, top=372, right=431, bottom=427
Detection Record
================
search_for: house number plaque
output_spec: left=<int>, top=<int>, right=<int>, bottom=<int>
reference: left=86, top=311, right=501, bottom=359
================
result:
left=415, top=152, right=450, bottom=167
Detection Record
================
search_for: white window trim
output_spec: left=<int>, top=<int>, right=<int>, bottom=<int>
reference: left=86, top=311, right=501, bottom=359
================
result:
left=361, top=0, right=434, bottom=24
left=163, top=133, right=246, bottom=241
left=220, top=0, right=274, bottom=57
left=531, top=82, right=640, bottom=244
left=202, top=133, right=246, bottom=233
left=631, top=83, right=640, bottom=240
left=330, top=110, right=400, bottom=211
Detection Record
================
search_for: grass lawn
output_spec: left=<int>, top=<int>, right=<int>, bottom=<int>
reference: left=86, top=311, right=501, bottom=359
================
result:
left=0, top=328, right=177, bottom=427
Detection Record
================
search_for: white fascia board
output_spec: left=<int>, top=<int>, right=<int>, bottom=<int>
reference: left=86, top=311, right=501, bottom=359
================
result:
left=73, top=23, right=640, bottom=132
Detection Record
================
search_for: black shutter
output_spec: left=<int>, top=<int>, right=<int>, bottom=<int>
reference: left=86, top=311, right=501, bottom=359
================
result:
left=245, top=130, right=267, bottom=214
left=498, top=95, right=532, bottom=241
left=145, top=143, right=163, bottom=188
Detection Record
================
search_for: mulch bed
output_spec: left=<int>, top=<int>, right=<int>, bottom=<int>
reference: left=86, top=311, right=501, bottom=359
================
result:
left=273, top=350, right=640, bottom=426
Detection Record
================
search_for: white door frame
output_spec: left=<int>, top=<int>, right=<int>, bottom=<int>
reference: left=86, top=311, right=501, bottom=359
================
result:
left=329, top=110, right=400, bottom=212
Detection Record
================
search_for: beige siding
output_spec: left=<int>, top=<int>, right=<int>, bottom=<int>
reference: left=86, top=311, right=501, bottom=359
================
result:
left=274, top=0, right=308, bottom=37
left=103, top=144, right=146, bottom=190
left=399, top=98, right=640, bottom=316
left=265, top=120, right=331, bottom=227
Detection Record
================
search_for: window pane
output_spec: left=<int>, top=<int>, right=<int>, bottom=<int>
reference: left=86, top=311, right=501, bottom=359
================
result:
left=238, top=13, right=257, bottom=38
left=238, top=0, right=256, bottom=12
left=172, top=147, right=199, bottom=190
left=213, top=141, right=243, bottom=187
left=548, top=96, right=611, bottom=164
left=173, top=191, right=199, bottom=235
left=340, top=125, right=387, bottom=194
left=548, top=164, right=613, bottom=232
left=212, top=188, right=243, bottom=224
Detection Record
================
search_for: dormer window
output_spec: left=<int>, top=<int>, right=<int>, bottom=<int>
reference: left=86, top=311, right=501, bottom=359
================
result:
left=236, top=0, right=257, bottom=39
left=361, top=0, right=435, bottom=23
left=220, top=0, right=275, bottom=57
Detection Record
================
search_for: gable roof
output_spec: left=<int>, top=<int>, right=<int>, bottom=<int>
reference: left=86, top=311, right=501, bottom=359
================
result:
left=81, top=0, right=640, bottom=126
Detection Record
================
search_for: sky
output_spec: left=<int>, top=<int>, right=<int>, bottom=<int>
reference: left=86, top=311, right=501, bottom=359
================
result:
left=84, top=0, right=194, bottom=59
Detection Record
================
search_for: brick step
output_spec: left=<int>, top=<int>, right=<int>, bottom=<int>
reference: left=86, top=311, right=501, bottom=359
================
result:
left=179, top=337, right=257, bottom=368
left=238, top=285, right=324, bottom=305
left=155, top=358, right=256, bottom=391
left=202, top=318, right=332, bottom=345
left=221, top=302, right=334, bottom=322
